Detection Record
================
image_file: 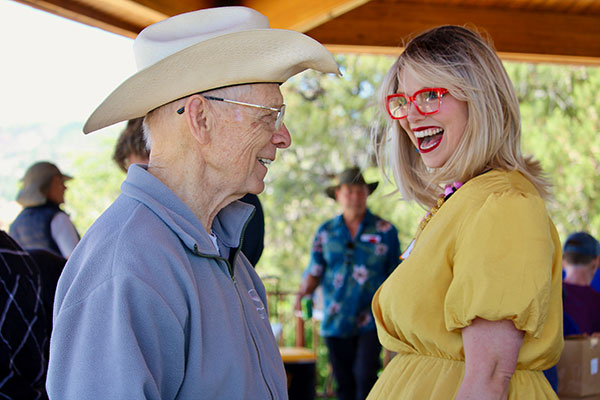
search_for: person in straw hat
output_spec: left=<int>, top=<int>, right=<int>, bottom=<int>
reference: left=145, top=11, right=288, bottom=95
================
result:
left=294, top=166, right=400, bottom=400
left=9, top=161, right=79, bottom=258
left=47, top=6, right=339, bottom=399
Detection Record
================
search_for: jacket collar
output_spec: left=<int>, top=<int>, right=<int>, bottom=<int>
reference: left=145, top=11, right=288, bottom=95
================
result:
left=333, top=208, right=373, bottom=228
left=121, top=164, right=254, bottom=257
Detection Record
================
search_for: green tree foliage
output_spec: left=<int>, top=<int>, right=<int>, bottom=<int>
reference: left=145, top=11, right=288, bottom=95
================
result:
left=258, top=54, right=423, bottom=287
left=65, top=134, right=124, bottom=231
left=505, top=62, right=600, bottom=240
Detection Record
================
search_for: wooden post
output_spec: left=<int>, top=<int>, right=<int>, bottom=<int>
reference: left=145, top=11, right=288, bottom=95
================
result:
left=295, top=316, right=305, bottom=347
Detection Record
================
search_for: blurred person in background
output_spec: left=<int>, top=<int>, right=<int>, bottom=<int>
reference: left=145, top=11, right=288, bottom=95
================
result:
left=562, top=231, right=600, bottom=334
left=9, top=161, right=79, bottom=258
left=295, top=166, right=400, bottom=400
left=238, top=192, right=265, bottom=267
left=113, top=117, right=150, bottom=172
left=0, top=230, right=54, bottom=400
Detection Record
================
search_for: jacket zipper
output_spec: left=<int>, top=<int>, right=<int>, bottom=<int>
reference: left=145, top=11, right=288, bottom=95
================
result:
left=194, top=252, right=274, bottom=396
left=193, top=207, right=274, bottom=396
left=231, top=277, right=275, bottom=400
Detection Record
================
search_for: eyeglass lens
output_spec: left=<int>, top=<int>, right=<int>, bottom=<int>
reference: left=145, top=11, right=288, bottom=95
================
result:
left=178, top=98, right=285, bottom=131
left=275, top=105, right=286, bottom=130
left=387, top=89, right=444, bottom=119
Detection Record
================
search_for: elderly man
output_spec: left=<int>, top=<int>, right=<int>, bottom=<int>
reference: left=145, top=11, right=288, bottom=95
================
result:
left=295, top=167, right=400, bottom=400
left=47, top=7, right=338, bottom=400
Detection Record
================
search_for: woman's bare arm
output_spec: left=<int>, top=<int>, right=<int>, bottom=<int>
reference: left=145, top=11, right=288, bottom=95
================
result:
left=456, top=317, right=524, bottom=400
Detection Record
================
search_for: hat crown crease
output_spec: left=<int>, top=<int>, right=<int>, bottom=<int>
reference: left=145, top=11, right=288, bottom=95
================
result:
left=134, top=7, right=269, bottom=70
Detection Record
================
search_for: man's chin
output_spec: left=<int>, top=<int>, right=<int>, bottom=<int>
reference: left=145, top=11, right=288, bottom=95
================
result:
left=247, top=181, right=265, bottom=195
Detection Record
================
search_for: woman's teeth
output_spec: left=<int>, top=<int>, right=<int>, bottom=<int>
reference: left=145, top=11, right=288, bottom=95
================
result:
left=414, top=127, right=444, bottom=138
left=414, top=127, right=444, bottom=153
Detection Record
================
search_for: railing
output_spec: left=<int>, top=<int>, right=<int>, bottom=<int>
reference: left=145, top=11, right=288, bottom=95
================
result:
left=262, top=275, right=395, bottom=399
left=262, top=275, right=336, bottom=399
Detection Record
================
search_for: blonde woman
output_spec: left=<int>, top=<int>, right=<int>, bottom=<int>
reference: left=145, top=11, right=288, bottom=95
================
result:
left=368, top=26, right=563, bottom=399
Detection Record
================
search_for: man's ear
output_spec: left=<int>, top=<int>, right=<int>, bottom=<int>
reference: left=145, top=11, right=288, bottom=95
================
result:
left=333, top=187, right=341, bottom=201
left=185, top=95, right=211, bottom=145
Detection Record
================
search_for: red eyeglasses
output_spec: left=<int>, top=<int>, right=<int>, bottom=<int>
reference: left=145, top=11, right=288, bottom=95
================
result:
left=385, top=88, right=449, bottom=120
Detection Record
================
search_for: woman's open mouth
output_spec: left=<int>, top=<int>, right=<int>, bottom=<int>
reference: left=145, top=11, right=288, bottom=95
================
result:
left=415, top=127, right=444, bottom=153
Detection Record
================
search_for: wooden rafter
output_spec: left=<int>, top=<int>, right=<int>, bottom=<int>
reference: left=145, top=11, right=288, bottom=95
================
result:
left=9, top=0, right=600, bottom=64
left=306, top=0, right=600, bottom=64
left=244, top=0, right=370, bottom=31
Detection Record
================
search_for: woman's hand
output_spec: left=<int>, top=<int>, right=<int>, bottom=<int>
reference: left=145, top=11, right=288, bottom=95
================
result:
left=456, top=317, right=524, bottom=400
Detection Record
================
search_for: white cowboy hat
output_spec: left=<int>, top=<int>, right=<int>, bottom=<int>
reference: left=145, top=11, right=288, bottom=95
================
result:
left=84, top=6, right=340, bottom=134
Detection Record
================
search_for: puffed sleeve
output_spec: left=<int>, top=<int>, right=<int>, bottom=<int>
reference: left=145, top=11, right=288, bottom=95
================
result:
left=444, top=191, right=556, bottom=338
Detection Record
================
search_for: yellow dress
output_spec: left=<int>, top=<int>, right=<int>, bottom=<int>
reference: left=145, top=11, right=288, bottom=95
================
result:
left=368, top=170, right=563, bottom=399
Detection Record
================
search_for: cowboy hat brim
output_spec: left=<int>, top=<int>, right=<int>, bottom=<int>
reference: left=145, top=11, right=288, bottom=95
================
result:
left=326, top=182, right=379, bottom=199
left=84, top=29, right=340, bottom=134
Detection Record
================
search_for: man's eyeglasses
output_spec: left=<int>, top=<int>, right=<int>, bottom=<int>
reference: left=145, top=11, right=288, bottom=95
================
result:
left=385, top=88, right=449, bottom=120
left=177, top=95, right=286, bottom=130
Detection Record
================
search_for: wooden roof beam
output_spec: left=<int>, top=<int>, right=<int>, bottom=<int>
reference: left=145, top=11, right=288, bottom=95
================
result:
left=244, top=0, right=371, bottom=32
left=12, top=0, right=169, bottom=37
left=307, top=1, right=600, bottom=65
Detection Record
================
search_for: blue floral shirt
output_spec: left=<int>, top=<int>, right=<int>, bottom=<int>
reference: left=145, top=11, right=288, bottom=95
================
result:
left=306, top=209, right=400, bottom=337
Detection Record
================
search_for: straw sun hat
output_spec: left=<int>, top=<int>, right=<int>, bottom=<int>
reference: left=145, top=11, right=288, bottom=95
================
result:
left=16, top=161, right=72, bottom=207
left=84, top=6, right=340, bottom=134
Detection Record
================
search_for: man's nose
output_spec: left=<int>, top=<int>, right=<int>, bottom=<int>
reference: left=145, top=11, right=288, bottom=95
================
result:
left=273, top=123, right=291, bottom=149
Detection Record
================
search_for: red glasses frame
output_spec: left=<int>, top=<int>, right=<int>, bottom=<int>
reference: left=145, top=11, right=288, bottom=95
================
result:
left=385, top=88, right=449, bottom=120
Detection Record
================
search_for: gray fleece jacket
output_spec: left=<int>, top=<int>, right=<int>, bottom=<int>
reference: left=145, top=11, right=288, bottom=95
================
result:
left=47, top=164, right=287, bottom=399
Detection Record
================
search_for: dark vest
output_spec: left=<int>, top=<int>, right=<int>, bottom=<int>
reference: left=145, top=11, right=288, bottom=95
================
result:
left=9, top=202, right=63, bottom=256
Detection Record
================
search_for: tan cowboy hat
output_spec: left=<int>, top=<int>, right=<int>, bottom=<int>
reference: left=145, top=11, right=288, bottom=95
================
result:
left=83, top=6, right=340, bottom=134
left=325, top=167, right=379, bottom=199
left=16, top=161, right=72, bottom=207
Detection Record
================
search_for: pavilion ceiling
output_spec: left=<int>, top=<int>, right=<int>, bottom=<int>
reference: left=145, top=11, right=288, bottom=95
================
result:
left=12, top=0, right=600, bottom=64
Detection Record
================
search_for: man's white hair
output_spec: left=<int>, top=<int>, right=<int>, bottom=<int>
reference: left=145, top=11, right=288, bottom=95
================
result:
left=142, top=85, right=249, bottom=150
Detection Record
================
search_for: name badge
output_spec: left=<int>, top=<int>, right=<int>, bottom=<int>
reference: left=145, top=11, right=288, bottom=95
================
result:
left=360, top=233, right=381, bottom=244
left=400, top=239, right=415, bottom=260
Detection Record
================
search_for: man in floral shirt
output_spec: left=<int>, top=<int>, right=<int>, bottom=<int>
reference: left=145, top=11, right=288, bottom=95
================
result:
left=295, top=167, right=400, bottom=400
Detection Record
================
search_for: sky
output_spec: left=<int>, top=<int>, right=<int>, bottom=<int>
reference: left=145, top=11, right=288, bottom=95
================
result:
left=0, top=0, right=139, bottom=228
left=0, top=0, right=136, bottom=126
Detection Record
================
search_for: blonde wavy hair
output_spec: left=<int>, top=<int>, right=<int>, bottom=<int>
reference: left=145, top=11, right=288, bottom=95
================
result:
left=375, top=25, right=550, bottom=208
